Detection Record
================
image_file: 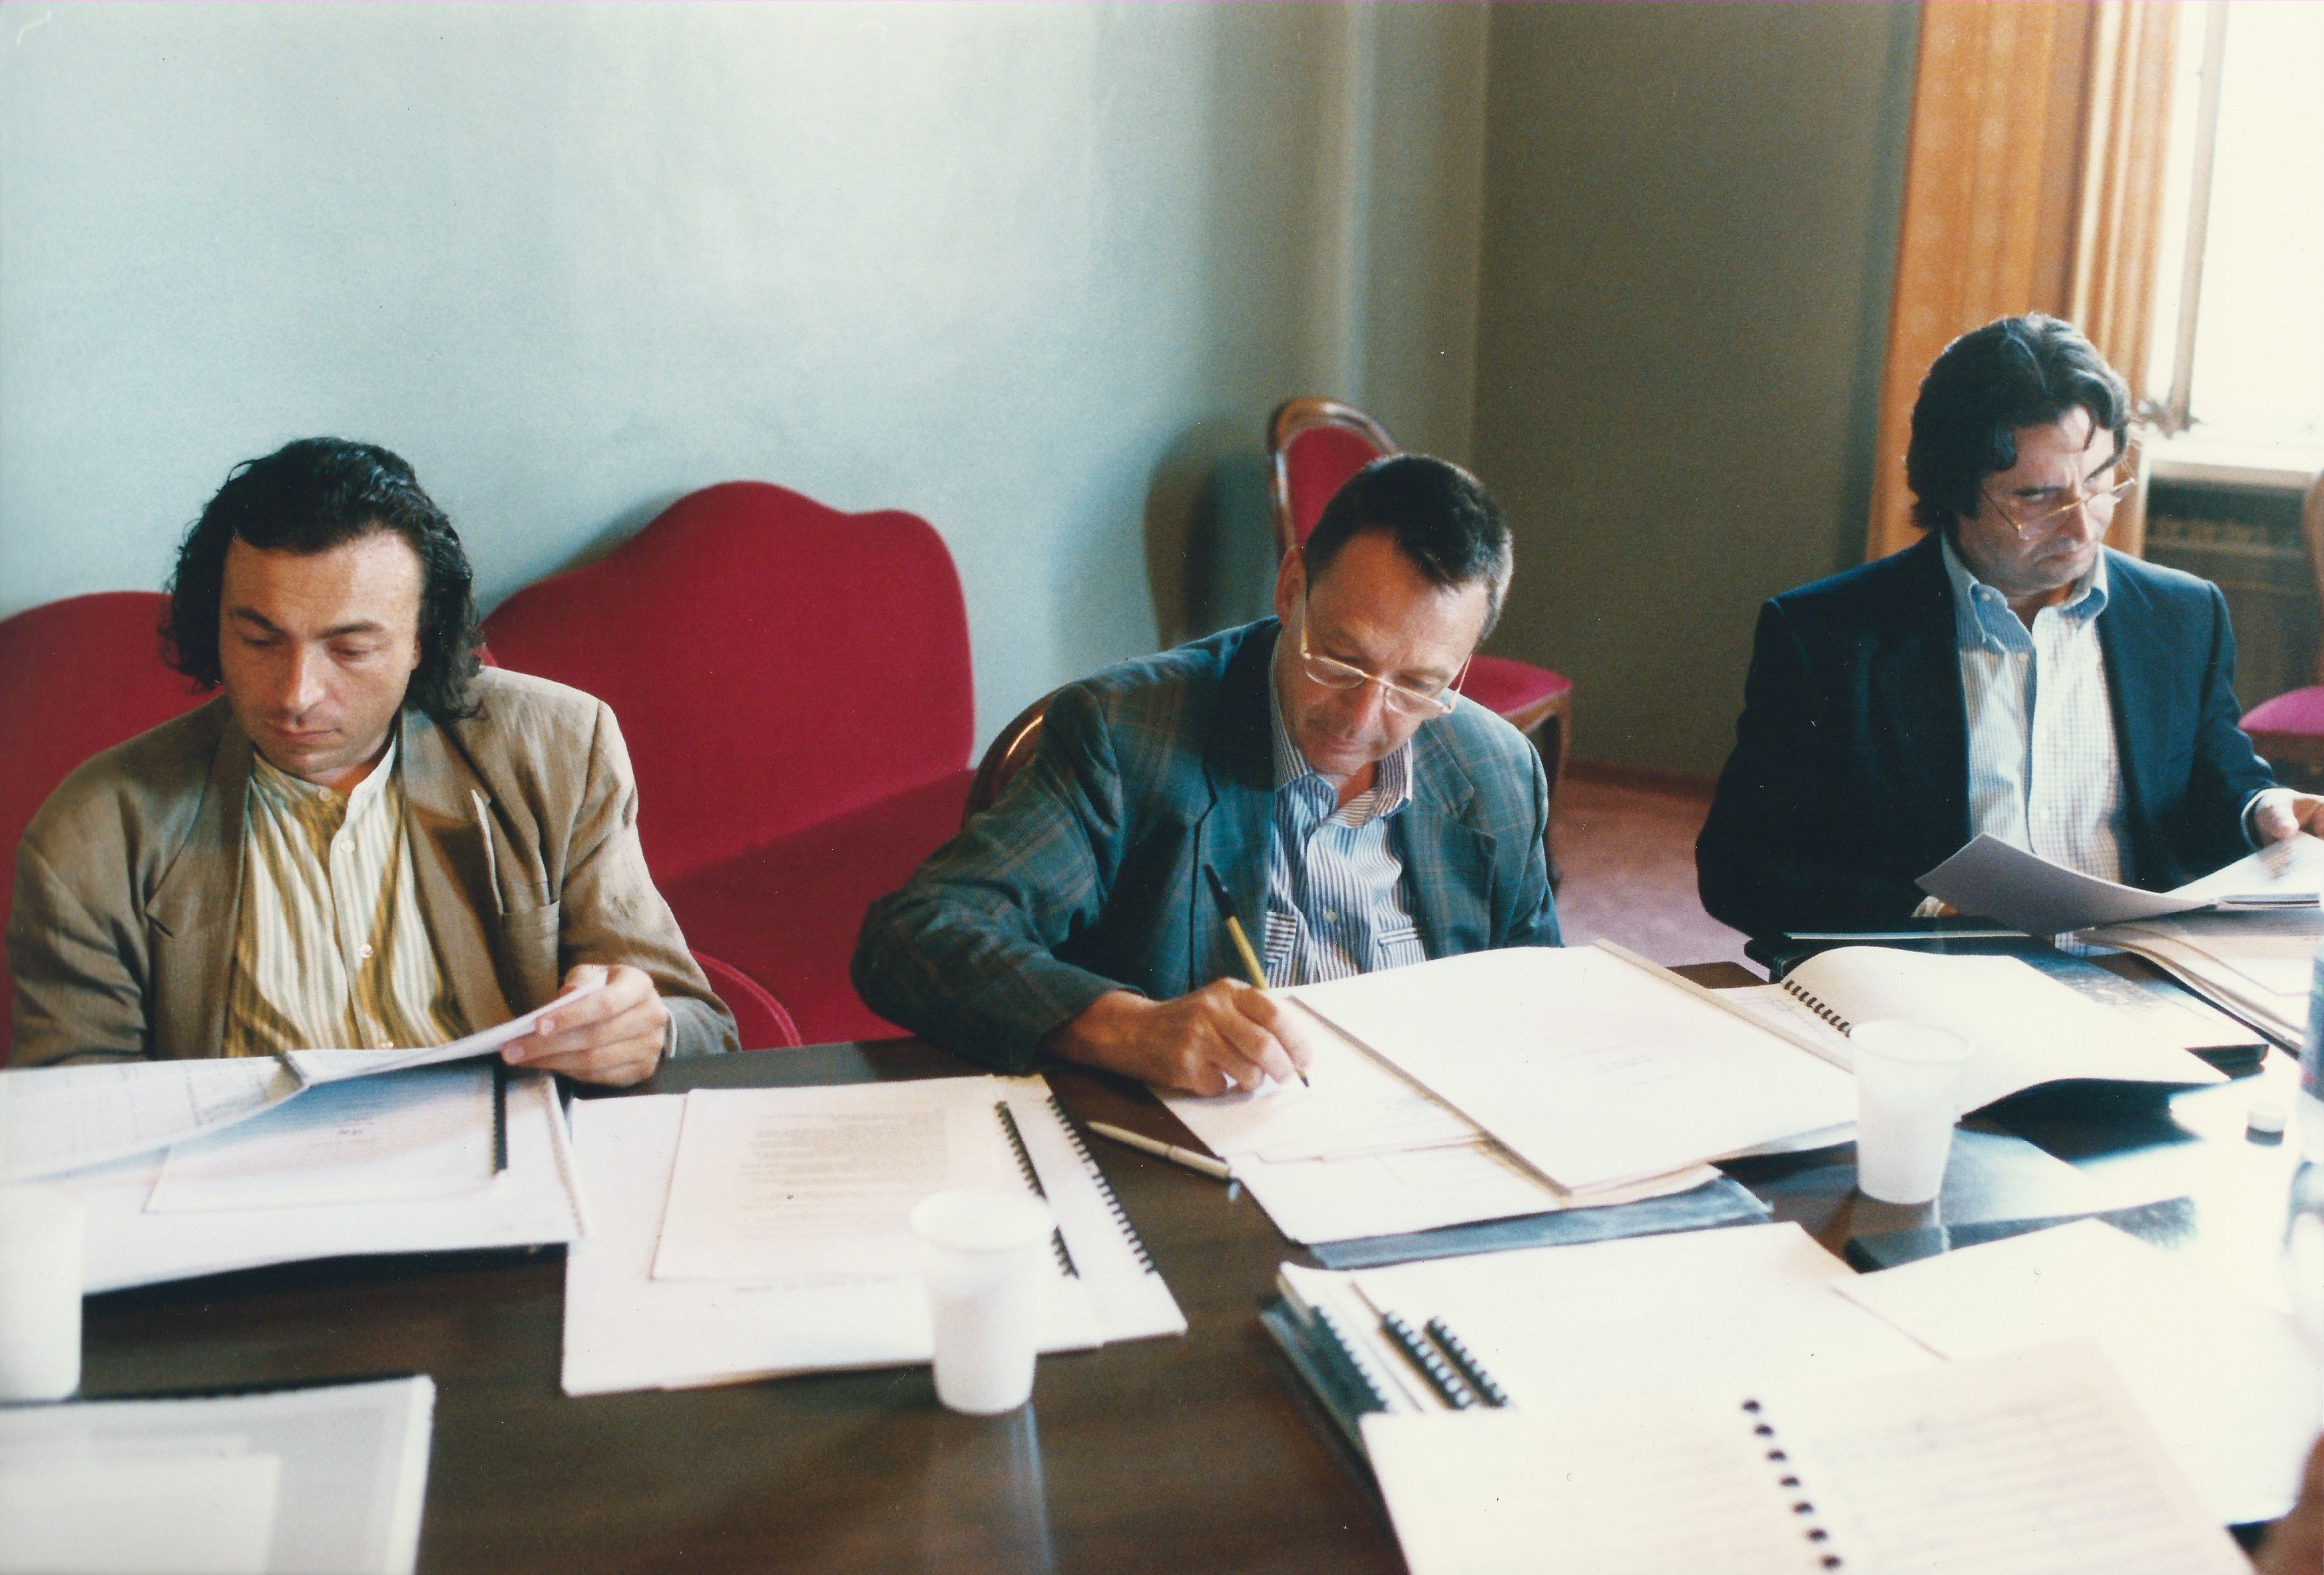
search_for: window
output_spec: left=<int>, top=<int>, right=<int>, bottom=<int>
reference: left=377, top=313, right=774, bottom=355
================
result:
left=2146, top=2, right=2324, bottom=473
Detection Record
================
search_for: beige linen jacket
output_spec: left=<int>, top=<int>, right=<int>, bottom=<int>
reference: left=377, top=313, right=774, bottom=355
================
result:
left=7, top=667, right=736, bottom=1066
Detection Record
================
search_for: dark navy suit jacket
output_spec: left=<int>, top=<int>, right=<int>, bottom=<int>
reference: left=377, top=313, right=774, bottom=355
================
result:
left=1696, top=533, right=2277, bottom=940
left=853, top=619, right=1558, bottom=1073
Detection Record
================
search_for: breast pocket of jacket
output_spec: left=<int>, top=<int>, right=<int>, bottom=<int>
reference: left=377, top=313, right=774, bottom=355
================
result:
left=499, top=892, right=562, bottom=1005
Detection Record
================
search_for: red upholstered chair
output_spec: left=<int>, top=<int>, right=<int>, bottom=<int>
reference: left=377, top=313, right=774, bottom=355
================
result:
left=0, top=592, right=213, bottom=1027
left=1267, top=399, right=1574, bottom=880
left=2239, top=470, right=2324, bottom=787
left=691, top=950, right=802, bottom=1050
left=481, top=482, right=977, bottom=1045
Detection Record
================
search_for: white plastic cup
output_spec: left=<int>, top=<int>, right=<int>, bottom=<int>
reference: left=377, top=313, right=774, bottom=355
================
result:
left=0, top=1186, right=84, bottom=1401
left=1851, top=1020, right=1973, bottom=1206
left=911, top=1188, right=1056, bottom=1416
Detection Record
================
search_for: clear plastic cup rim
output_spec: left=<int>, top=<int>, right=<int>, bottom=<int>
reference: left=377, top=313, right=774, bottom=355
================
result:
left=1849, top=1020, right=1974, bottom=1066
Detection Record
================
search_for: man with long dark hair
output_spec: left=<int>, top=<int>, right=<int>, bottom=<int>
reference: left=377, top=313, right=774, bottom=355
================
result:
left=1698, top=314, right=2321, bottom=941
left=8, top=438, right=734, bottom=1080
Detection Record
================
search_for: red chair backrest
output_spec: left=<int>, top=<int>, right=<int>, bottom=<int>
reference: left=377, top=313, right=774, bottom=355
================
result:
left=480, top=482, right=975, bottom=884
left=1283, top=424, right=1393, bottom=545
left=0, top=591, right=214, bottom=1024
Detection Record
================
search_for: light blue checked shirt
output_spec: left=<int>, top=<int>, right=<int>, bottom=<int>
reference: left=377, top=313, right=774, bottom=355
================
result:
left=1260, top=676, right=1429, bottom=987
left=1939, top=533, right=2128, bottom=884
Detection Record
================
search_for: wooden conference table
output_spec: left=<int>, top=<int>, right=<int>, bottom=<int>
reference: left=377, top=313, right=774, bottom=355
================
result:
left=77, top=964, right=2306, bottom=1574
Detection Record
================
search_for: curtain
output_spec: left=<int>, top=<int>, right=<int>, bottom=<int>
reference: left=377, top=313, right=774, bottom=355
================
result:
left=1865, top=1, right=2180, bottom=562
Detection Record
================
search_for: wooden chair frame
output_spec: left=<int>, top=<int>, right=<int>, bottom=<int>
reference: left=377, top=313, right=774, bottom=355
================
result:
left=2245, top=469, right=2324, bottom=783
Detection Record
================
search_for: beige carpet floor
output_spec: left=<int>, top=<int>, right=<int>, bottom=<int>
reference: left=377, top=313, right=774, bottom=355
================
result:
left=1550, top=767, right=1755, bottom=972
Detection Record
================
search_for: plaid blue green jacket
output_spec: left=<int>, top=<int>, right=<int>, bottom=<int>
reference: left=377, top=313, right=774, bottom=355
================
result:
left=851, top=619, right=1559, bottom=1072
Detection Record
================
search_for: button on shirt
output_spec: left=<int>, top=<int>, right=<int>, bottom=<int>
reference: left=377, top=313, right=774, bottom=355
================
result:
left=224, top=735, right=468, bottom=1057
left=1940, top=533, right=2127, bottom=881
left=1260, top=678, right=1428, bottom=987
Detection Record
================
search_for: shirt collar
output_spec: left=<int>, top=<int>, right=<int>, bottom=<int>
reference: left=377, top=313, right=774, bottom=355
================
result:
left=248, top=727, right=402, bottom=817
left=1939, top=531, right=2109, bottom=652
left=1267, top=661, right=1413, bottom=817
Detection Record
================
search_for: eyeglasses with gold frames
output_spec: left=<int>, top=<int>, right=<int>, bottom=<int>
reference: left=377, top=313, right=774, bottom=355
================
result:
left=1982, top=443, right=2142, bottom=537
left=1293, top=600, right=1467, bottom=719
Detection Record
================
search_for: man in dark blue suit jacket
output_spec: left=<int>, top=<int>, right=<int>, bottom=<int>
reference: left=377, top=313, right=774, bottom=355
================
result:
left=855, top=458, right=1557, bottom=1093
left=1699, top=314, right=2321, bottom=941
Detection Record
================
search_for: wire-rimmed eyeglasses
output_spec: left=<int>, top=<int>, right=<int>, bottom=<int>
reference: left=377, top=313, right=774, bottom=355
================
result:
left=1293, top=600, right=1467, bottom=719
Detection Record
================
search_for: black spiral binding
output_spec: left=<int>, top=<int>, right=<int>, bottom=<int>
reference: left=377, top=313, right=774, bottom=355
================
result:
left=1781, top=978, right=1855, bottom=1037
left=1045, top=1093, right=1161, bottom=1276
left=994, top=1102, right=1079, bottom=1279
left=1740, top=1398, right=1844, bottom=1570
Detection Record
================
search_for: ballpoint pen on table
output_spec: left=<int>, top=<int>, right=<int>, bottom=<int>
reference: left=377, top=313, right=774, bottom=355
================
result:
left=1085, top=1120, right=1236, bottom=1183
left=1202, top=861, right=1310, bottom=1087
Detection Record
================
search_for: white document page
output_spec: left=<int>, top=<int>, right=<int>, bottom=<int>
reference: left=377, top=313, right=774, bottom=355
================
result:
left=285, top=975, right=604, bottom=1084
left=1835, top=1218, right=2323, bottom=1526
left=1283, top=1222, right=1933, bottom=1416
left=1745, top=947, right=2225, bottom=1110
left=0, top=1455, right=280, bottom=1575
left=56, top=1073, right=582, bottom=1294
left=1, top=1058, right=300, bottom=1182
left=1292, top=947, right=1859, bottom=1190
left=565, top=1077, right=1182, bottom=1397
left=0, top=1375, right=434, bottom=1575
left=146, top=1065, right=498, bottom=1212
left=651, top=1081, right=1033, bottom=1281
left=1230, top=1140, right=1718, bottom=1245
left=1921, top=832, right=2324, bottom=937
left=2090, top=907, right=2324, bottom=1047
left=1362, top=1341, right=2246, bottom=1575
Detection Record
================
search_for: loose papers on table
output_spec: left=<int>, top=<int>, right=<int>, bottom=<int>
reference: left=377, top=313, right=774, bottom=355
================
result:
left=561, top=1075, right=1184, bottom=1396
left=1156, top=989, right=1721, bottom=1245
left=55, top=1070, right=584, bottom=1293
left=1920, top=830, right=2324, bottom=937
left=0, top=1375, right=436, bottom=1575
left=1285, top=946, right=1861, bottom=1192
left=1, top=977, right=601, bottom=1184
left=1833, top=1218, right=2324, bottom=1528
left=1361, top=1341, right=2245, bottom=1575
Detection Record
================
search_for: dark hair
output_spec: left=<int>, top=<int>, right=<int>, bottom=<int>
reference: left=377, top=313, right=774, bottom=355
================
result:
left=1906, top=313, right=2131, bottom=535
left=164, top=438, right=482, bottom=720
left=1303, top=455, right=1514, bottom=636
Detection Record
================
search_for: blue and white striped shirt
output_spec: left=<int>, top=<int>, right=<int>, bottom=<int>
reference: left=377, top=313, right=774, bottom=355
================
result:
left=1261, top=677, right=1429, bottom=987
left=1940, top=533, right=2128, bottom=883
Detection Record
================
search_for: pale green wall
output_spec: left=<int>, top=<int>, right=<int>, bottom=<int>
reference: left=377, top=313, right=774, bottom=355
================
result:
left=1471, top=2, right=1921, bottom=778
left=0, top=3, right=1487, bottom=745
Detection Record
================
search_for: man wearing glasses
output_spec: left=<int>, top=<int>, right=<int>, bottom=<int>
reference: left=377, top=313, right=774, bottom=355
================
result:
left=1698, top=313, right=2322, bottom=941
left=853, top=456, right=1556, bottom=1095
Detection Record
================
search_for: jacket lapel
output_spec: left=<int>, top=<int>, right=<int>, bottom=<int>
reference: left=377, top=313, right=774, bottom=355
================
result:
left=1401, top=720, right=1489, bottom=956
left=398, top=710, right=517, bottom=1033
left=1191, top=623, right=1280, bottom=987
left=2095, top=553, right=2166, bottom=885
left=145, top=709, right=248, bottom=1061
left=1868, top=534, right=1972, bottom=856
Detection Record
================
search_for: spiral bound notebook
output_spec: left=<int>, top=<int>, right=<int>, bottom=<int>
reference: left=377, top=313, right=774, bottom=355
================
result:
left=1359, top=1341, right=2246, bottom=1575
left=1724, top=946, right=2229, bottom=1114
left=565, top=1075, right=1182, bottom=1395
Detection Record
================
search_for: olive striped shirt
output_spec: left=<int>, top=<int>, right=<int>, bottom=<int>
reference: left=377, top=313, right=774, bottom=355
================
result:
left=223, top=735, right=467, bottom=1057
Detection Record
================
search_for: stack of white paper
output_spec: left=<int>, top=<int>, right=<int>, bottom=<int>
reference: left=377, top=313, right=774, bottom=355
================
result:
left=52, top=1070, right=586, bottom=1293
left=1286, top=947, right=1859, bottom=1191
left=1835, top=1218, right=2323, bottom=1526
left=1362, top=1341, right=2246, bottom=1575
left=1280, top=1222, right=1935, bottom=1417
left=2086, top=907, right=2324, bottom=1048
left=0, top=1375, right=435, bottom=1575
left=1157, top=994, right=1719, bottom=1244
left=561, top=1075, right=1184, bottom=1397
